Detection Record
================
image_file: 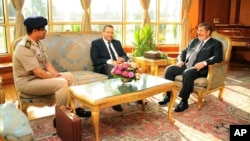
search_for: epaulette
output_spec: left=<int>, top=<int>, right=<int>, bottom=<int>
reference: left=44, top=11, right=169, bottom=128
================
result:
left=25, top=40, right=31, bottom=49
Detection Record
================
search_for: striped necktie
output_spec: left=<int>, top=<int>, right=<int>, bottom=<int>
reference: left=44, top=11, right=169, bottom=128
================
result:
left=186, top=41, right=204, bottom=68
left=108, top=41, right=116, bottom=60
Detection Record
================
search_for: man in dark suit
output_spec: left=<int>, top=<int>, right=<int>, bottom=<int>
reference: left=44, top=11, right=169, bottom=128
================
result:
left=158, top=22, right=223, bottom=112
left=91, top=24, right=129, bottom=112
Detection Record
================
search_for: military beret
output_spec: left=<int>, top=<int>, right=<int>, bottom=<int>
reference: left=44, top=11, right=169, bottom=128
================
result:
left=24, top=16, right=48, bottom=29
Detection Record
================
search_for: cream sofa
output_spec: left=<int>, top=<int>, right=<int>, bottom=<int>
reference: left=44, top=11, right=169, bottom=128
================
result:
left=42, top=31, right=108, bottom=84
left=12, top=31, right=108, bottom=86
left=11, top=31, right=108, bottom=113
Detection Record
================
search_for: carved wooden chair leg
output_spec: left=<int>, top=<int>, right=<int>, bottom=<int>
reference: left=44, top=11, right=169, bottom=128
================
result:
left=218, top=87, right=225, bottom=101
left=21, top=104, right=29, bottom=115
left=197, top=92, right=203, bottom=110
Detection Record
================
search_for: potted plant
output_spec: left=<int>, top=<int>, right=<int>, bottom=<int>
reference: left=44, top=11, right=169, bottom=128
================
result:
left=132, top=24, right=157, bottom=57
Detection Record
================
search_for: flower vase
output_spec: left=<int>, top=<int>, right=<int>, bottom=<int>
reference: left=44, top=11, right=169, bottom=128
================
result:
left=120, top=77, right=133, bottom=84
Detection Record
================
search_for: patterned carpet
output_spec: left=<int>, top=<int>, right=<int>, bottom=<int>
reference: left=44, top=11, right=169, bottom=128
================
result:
left=226, top=67, right=250, bottom=89
left=30, top=62, right=250, bottom=141
left=30, top=87, right=250, bottom=141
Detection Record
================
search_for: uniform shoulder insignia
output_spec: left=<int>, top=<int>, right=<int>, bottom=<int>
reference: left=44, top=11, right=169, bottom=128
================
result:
left=25, top=40, right=31, bottom=49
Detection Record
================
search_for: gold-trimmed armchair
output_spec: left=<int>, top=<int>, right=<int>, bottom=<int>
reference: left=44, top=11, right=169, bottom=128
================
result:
left=175, top=31, right=232, bottom=110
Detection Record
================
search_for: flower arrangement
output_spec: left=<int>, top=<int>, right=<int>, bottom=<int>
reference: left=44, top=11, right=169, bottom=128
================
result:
left=111, top=62, right=142, bottom=82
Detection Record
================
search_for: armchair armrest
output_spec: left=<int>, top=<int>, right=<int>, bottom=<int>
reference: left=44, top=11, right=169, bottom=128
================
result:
left=206, top=61, right=229, bottom=90
left=167, top=57, right=177, bottom=65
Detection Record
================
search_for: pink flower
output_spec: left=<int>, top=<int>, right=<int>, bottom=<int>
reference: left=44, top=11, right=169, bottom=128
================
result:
left=121, top=71, right=128, bottom=77
left=128, top=72, right=135, bottom=78
left=117, top=65, right=124, bottom=71
left=111, top=62, right=142, bottom=81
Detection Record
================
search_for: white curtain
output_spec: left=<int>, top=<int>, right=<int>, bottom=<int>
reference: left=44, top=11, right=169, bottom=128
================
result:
left=80, top=0, right=92, bottom=31
left=140, top=0, right=150, bottom=26
left=180, top=0, right=192, bottom=51
left=11, top=0, right=26, bottom=39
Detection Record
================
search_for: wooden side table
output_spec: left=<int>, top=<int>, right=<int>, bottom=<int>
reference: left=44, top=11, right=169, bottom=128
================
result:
left=167, top=57, right=177, bottom=65
left=134, top=57, right=177, bottom=76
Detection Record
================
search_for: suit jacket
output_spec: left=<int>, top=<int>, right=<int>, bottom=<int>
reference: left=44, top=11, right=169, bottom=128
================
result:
left=178, top=37, right=223, bottom=75
left=90, top=38, right=129, bottom=73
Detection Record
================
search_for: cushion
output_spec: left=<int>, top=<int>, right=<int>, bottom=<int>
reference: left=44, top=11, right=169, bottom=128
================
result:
left=175, top=75, right=207, bottom=87
left=0, top=103, right=34, bottom=141
left=19, top=94, right=55, bottom=106
left=42, top=33, right=102, bottom=72
left=73, top=71, right=108, bottom=85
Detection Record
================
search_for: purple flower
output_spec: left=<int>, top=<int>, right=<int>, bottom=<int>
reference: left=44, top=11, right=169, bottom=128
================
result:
left=111, top=61, right=142, bottom=80
left=128, top=72, right=135, bottom=78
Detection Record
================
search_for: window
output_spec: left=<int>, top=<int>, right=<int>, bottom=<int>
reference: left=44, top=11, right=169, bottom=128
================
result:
left=22, top=0, right=48, bottom=18
left=91, top=0, right=123, bottom=41
left=158, top=0, right=182, bottom=45
left=52, top=0, right=82, bottom=32
left=125, top=0, right=144, bottom=45
left=0, top=0, right=182, bottom=54
left=0, top=0, right=7, bottom=53
left=91, top=0, right=181, bottom=46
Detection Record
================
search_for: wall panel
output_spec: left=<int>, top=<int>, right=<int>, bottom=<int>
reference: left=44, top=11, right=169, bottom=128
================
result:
left=239, top=0, right=250, bottom=25
left=203, top=0, right=230, bottom=25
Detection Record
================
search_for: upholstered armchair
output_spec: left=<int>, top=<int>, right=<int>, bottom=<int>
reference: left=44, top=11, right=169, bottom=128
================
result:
left=0, top=77, right=34, bottom=141
left=175, top=31, right=232, bottom=110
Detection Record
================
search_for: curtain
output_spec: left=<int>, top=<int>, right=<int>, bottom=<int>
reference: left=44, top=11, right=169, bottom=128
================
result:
left=80, top=0, right=91, bottom=31
left=11, top=0, right=26, bottom=39
left=140, top=0, right=150, bottom=26
left=180, top=0, right=192, bottom=51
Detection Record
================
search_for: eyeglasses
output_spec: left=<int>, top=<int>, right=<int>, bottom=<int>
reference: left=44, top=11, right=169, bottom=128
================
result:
left=197, top=29, right=206, bottom=33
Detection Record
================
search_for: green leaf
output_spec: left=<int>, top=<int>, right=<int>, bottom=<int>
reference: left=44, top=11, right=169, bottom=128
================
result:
left=132, top=24, right=157, bottom=57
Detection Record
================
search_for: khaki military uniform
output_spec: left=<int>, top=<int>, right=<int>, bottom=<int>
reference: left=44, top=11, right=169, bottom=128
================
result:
left=13, top=36, right=75, bottom=105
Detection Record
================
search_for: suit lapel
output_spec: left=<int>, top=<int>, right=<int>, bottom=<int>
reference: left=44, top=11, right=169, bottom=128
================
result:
left=187, top=39, right=200, bottom=59
left=200, top=38, right=212, bottom=52
left=101, top=39, right=111, bottom=58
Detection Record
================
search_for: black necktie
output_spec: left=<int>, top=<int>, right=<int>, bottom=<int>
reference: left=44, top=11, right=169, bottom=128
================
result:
left=108, top=42, right=116, bottom=60
left=186, top=41, right=204, bottom=68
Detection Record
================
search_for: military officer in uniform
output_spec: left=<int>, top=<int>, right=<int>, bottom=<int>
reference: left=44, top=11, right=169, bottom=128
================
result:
left=13, top=16, right=90, bottom=117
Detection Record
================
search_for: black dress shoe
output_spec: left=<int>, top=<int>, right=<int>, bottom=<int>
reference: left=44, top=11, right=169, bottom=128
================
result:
left=174, top=101, right=189, bottom=112
left=158, top=96, right=171, bottom=105
left=137, top=100, right=147, bottom=105
left=75, top=107, right=91, bottom=118
left=112, top=105, right=123, bottom=112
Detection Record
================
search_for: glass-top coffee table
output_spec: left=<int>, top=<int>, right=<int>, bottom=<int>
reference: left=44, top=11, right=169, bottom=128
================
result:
left=69, top=74, right=177, bottom=141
